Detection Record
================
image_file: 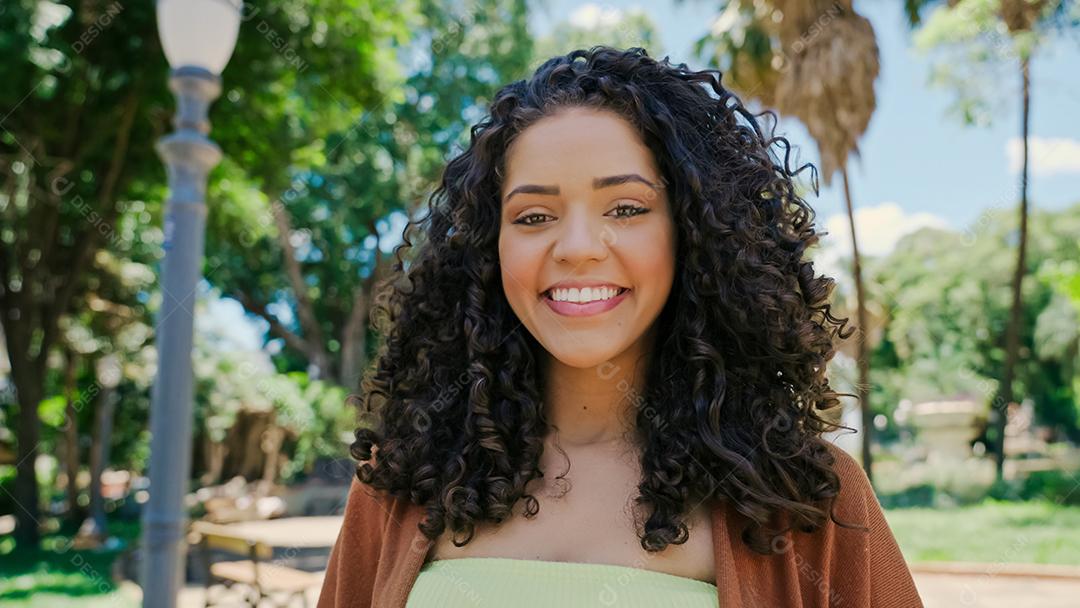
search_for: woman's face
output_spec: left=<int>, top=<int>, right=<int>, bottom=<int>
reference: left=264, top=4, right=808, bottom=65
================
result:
left=498, top=106, right=677, bottom=369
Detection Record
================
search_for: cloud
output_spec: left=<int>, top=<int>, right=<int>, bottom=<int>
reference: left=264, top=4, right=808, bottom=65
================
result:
left=1007, top=136, right=1080, bottom=176
left=568, top=4, right=626, bottom=30
left=813, top=202, right=951, bottom=279
left=824, top=202, right=951, bottom=257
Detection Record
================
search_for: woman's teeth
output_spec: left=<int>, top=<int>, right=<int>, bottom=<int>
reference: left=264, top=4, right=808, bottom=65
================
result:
left=546, top=286, right=627, bottom=303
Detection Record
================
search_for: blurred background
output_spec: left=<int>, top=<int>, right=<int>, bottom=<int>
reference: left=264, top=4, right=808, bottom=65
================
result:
left=1, top=0, right=1078, bottom=606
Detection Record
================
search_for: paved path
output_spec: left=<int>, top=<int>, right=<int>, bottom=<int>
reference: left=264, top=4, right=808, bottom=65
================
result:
left=177, top=582, right=322, bottom=607
left=913, top=572, right=1080, bottom=608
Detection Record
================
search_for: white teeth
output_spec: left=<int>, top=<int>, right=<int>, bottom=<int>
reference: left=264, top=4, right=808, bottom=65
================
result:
left=547, top=286, right=624, bottom=303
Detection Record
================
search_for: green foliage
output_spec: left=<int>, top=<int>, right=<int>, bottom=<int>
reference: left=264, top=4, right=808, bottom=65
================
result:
left=189, top=291, right=352, bottom=480
left=35, top=396, right=67, bottom=429
left=879, top=483, right=937, bottom=509
left=989, top=469, right=1080, bottom=505
left=689, top=0, right=778, bottom=98
left=277, top=373, right=353, bottom=481
left=1041, top=259, right=1080, bottom=314
left=208, top=0, right=413, bottom=195
left=865, top=203, right=1080, bottom=440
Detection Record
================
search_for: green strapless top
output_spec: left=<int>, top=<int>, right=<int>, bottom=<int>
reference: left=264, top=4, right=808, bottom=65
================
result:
left=405, top=557, right=719, bottom=607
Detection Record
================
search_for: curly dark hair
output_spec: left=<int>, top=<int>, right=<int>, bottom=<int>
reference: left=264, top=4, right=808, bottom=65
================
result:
left=350, top=45, right=861, bottom=556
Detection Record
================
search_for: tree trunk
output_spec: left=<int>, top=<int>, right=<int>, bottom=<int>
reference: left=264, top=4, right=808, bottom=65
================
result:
left=268, top=198, right=333, bottom=380
left=340, top=296, right=370, bottom=391
left=63, top=349, right=81, bottom=520
left=261, top=424, right=285, bottom=485
left=841, top=166, right=874, bottom=484
left=994, top=54, right=1031, bottom=480
left=341, top=225, right=392, bottom=389
left=225, top=411, right=272, bottom=481
left=10, top=358, right=43, bottom=547
left=202, top=436, right=226, bottom=487
left=87, top=377, right=117, bottom=537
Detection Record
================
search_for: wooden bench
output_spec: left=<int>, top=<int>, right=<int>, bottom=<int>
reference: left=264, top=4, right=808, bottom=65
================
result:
left=189, top=520, right=323, bottom=608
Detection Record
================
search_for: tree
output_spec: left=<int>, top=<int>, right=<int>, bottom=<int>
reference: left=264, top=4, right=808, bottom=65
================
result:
left=206, top=0, right=535, bottom=389
left=188, top=290, right=351, bottom=486
left=691, top=0, right=881, bottom=481
left=61, top=222, right=160, bottom=541
left=903, top=0, right=1077, bottom=479
left=0, top=0, right=404, bottom=546
left=866, top=202, right=1080, bottom=443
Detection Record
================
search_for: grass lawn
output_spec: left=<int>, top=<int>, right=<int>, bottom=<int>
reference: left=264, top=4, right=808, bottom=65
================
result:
left=0, top=518, right=140, bottom=607
left=0, top=554, right=137, bottom=608
left=885, top=498, right=1080, bottom=564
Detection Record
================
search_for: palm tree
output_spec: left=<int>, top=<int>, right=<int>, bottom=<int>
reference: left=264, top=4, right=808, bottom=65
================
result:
left=903, top=0, right=1071, bottom=480
left=693, top=0, right=881, bottom=482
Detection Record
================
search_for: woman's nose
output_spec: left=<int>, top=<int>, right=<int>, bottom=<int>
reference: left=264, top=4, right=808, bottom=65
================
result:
left=551, top=207, right=613, bottom=263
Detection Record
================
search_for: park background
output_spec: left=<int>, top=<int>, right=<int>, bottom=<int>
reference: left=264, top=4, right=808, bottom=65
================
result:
left=1, top=0, right=1079, bottom=606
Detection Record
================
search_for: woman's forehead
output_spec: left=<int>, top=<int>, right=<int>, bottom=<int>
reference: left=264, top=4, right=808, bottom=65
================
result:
left=501, top=108, right=661, bottom=196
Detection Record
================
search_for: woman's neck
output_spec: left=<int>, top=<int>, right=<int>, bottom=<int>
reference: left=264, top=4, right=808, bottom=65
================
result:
left=538, top=334, right=653, bottom=448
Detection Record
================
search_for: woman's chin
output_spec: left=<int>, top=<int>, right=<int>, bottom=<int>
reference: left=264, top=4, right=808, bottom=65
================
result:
left=541, top=341, right=629, bottom=371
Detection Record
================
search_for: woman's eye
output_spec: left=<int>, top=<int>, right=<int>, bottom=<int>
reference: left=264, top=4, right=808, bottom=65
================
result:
left=512, top=213, right=553, bottom=226
left=609, top=204, right=649, bottom=219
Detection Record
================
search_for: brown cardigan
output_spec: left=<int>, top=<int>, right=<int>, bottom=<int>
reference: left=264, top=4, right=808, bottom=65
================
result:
left=316, top=442, right=924, bottom=607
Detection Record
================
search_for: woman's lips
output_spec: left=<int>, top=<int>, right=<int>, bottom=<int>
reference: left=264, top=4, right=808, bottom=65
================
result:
left=541, top=288, right=630, bottom=317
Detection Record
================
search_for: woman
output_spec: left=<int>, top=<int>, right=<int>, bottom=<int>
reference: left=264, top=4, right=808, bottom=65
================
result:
left=317, top=46, right=923, bottom=607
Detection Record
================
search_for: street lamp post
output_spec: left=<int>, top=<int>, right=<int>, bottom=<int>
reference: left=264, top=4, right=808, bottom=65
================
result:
left=142, top=2, right=240, bottom=606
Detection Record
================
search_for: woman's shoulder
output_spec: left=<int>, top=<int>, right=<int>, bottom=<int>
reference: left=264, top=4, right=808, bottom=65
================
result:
left=340, top=474, right=395, bottom=529
left=719, top=440, right=923, bottom=606
left=336, top=455, right=412, bottom=533
left=821, top=439, right=865, bottom=480
left=821, top=440, right=876, bottom=521
left=817, top=441, right=925, bottom=605
left=319, top=463, right=423, bottom=607
left=336, top=456, right=428, bottom=537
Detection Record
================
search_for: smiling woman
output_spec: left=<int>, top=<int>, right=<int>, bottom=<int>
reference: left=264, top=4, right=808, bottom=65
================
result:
left=317, top=46, right=923, bottom=607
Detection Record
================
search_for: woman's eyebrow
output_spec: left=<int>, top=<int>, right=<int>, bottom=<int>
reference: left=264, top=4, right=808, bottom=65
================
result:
left=503, top=173, right=660, bottom=203
left=593, top=173, right=661, bottom=190
left=503, top=183, right=559, bottom=202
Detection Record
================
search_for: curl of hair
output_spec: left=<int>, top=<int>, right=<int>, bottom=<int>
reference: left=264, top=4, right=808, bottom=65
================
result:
left=351, top=46, right=862, bottom=556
